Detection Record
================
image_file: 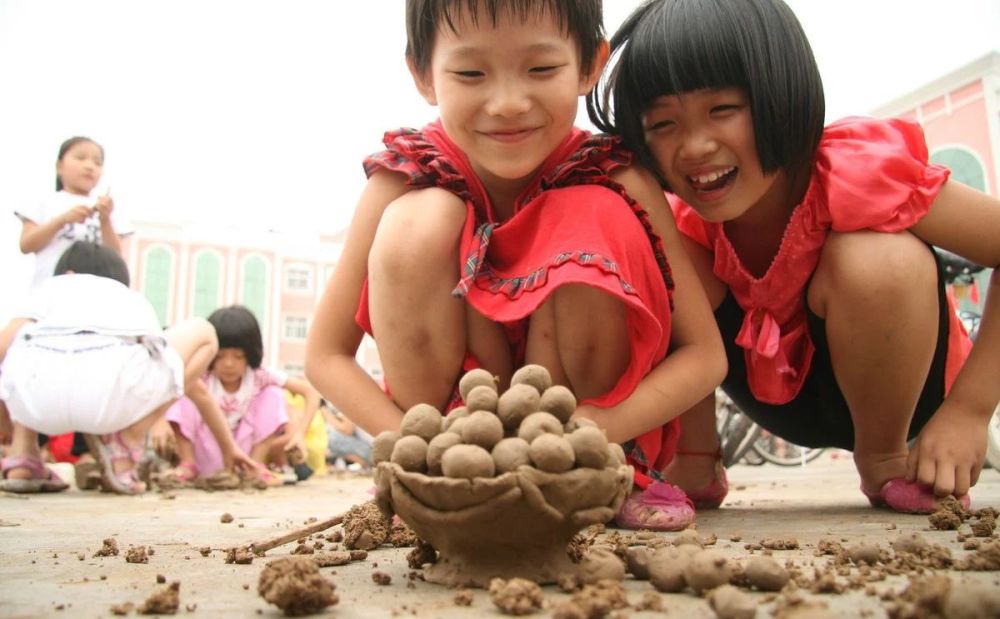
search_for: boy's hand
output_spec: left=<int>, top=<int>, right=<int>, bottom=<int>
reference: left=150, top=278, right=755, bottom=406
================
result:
left=906, top=403, right=986, bottom=497
left=62, top=205, right=93, bottom=225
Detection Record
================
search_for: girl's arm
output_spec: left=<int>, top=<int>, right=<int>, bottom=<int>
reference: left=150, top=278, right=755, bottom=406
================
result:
left=305, top=170, right=412, bottom=436
left=19, top=206, right=90, bottom=254
left=186, top=378, right=259, bottom=472
left=281, top=376, right=321, bottom=447
left=907, top=179, right=1000, bottom=495
left=572, top=166, right=728, bottom=443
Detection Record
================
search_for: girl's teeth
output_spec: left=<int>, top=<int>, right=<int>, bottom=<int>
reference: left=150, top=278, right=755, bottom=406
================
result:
left=691, top=167, right=735, bottom=184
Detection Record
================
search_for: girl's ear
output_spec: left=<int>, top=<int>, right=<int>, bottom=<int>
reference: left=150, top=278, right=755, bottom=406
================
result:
left=579, top=39, right=610, bottom=95
left=407, top=55, right=438, bottom=106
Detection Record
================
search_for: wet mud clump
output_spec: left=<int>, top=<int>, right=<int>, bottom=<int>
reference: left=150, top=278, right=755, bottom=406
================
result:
left=258, top=556, right=338, bottom=616
left=94, top=538, right=120, bottom=558
left=489, top=577, right=544, bottom=615
left=139, top=581, right=180, bottom=615
left=342, top=500, right=390, bottom=550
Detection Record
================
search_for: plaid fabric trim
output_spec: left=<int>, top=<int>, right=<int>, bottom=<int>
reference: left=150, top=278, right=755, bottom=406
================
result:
left=622, top=439, right=664, bottom=482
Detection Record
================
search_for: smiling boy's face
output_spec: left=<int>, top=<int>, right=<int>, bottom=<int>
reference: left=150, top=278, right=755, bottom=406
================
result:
left=411, top=6, right=605, bottom=200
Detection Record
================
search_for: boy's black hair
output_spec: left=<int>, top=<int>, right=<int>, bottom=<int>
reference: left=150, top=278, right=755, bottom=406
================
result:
left=587, top=0, right=824, bottom=188
left=55, top=136, right=104, bottom=191
left=53, top=241, right=130, bottom=286
left=207, top=305, right=264, bottom=369
left=406, top=0, right=605, bottom=77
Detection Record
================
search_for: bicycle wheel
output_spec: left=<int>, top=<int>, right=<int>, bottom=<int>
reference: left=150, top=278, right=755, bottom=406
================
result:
left=986, top=402, right=1000, bottom=471
left=753, top=431, right=826, bottom=467
left=716, top=393, right=762, bottom=467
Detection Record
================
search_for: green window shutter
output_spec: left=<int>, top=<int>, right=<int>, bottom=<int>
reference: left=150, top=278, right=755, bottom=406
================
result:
left=930, top=148, right=986, bottom=192
left=192, top=252, right=221, bottom=318
left=242, top=255, right=267, bottom=325
left=143, top=247, right=172, bottom=327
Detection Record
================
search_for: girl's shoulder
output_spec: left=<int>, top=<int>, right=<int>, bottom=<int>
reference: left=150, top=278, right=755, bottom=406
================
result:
left=811, top=116, right=950, bottom=231
left=253, top=366, right=288, bottom=389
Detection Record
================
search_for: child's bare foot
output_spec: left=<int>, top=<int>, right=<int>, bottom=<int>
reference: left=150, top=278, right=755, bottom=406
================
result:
left=853, top=451, right=908, bottom=495
left=660, top=450, right=728, bottom=509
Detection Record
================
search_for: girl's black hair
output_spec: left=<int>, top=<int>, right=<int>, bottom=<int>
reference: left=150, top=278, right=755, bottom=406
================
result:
left=53, top=241, right=130, bottom=286
left=587, top=0, right=824, bottom=188
left=207, top=305, right=264, bottom=369
left=55, top=136, right=104, bottom=192
left=406, top=0, right=605, bottom=77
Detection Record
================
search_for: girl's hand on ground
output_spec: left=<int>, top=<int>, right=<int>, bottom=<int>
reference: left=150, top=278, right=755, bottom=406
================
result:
left=62, top=205, right=93, bottom=225
left=148, top=418, right=176, bottom=460
left=906, top=404, right=986, bottom=497
left=94, top=195, right=114, bottom=220
left=223, top=447, right=261, bottom=475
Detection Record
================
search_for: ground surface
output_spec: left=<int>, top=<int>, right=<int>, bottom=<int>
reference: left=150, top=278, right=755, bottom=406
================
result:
left=2, top=453, right=998, bottom=618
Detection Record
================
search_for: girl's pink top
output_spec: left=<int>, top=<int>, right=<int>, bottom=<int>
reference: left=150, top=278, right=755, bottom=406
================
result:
left=359, top=120, right=680, bottom=482
left=671, top=116, right=968, bottom=404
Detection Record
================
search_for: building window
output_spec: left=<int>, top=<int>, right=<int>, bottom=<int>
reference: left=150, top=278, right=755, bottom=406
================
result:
left=242, top=255, right=268, bottom=325
left=285, top=264, right=313, bottom=294
left=143, top=246, right=173, bottom=327
left=192, top=251, right=221, bottom=318
left=931, top=147, right=987, bottom=192
left=283, top=315, right=309, bottom=341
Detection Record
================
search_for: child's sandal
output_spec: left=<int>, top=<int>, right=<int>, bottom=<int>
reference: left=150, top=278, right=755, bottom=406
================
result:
left=862, top=478, right=971, bottom=514
left=0, top=455, right=69, bottom=493
left=153, top=461, right=198, bottom=489
left=83, top=433, right=147, bottom=495
left=675, top=449, right=729, bottom=509
left=615, top=481, right=696, bottom=531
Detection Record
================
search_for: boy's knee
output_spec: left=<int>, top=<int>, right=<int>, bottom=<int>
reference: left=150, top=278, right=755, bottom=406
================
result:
left=370, top=189, right=466, bottom=280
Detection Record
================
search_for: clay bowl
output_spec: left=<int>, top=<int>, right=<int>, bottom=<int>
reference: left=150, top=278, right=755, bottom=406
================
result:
left=374, top=461, right=632, bottom=587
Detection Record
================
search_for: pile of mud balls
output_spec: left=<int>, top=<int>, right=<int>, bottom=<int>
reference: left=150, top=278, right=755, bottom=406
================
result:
left=372, top=365, right=626, bottom=479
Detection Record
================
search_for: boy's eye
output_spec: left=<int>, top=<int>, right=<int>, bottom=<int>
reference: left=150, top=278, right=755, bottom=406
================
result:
left=529, top=65, right=560, bottom=74
left=452, top=70, right=484, bottom=78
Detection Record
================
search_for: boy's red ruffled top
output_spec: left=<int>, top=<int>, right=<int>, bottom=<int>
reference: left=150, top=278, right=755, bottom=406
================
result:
left=671, top=116, right=968, bottom=405
left=359, top=120, right=679, bottom=482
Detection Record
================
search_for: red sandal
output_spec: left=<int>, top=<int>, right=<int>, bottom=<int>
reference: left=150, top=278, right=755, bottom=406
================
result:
left=674, top=449, right=729, bottom=509
left=615, top=481, right=696, bottom=531
left=862, top=478, right=971, bottom=514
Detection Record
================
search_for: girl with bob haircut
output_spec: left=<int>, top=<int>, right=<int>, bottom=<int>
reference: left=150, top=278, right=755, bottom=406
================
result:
left=590, top=0, right=1000, bottom=514
left=307, top=0, right=727, bottom=530
left=163, top=305, right=320, bottom=485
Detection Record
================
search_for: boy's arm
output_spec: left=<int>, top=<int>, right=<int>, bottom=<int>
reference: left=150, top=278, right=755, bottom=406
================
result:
left=571, top=166, right=727, bottom=444
left=305, top=170, right=413, bottom=436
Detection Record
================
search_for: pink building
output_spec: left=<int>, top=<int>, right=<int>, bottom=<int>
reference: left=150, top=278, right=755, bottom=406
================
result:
left=121, top=221, right=382, bottom=381
left=872, top=51, right=1000, bottom=313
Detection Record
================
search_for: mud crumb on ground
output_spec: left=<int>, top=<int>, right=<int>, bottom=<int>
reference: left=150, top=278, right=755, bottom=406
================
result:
left=342, top=501, right=391, bottom=550
left=372, top=571, right=392, bottom=585
left=406, top=539, right=437, bottom=569
left=156, top=574, right=166, bottom=584
left=634, top=591, right=662, bottom=612
left=929, top=510, right=962, bottom=531
left=220, top=512, right=234, bottom=524
left=453, top=589, right=474, bottom=606
left=313, top=551, right=353, bottom=567
left=258, top=556, right=338, bottom=617
left=94, top=538, right=120, bottom=558
left=110, top=602, right=134, bottom=616
left=225, top=547, right=254, bottom=565
left=761, top=538, right=800, bottom=550
left=489, top=578, right=544, bottom=616
left=139, top=581, right=180, bottom=615
left=125, top=546, right=149, bottom=564
left=198, top=546, right=211, bottom=557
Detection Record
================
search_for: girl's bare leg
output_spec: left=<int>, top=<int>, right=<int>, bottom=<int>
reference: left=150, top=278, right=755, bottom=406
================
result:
left=659, top=394, right=721, bottom=489
left=808, top=231, right=938, bottom=492
left=368, top=189, right=470, bottom=410
left=4, top=422, right=41, bottom=480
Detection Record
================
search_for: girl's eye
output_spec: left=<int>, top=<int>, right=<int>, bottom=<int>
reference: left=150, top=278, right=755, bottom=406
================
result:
left=645, top=119, right=675, bottom=132
left=529, top=65, right=559, bottom=74
left=452, top=70, right=484, bottom=79
left=711, top=104, right=741, bottom=115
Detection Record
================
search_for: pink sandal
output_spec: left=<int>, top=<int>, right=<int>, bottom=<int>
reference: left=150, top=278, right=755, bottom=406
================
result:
left=0, top=455, right=69, bottom=493
left=83, top=433, right=147, bottom=495
left=862, top=478, right=971, bottom=514
left=615, top=481, right=696, bottom=531
left=154, top=461, right=198, bottom=489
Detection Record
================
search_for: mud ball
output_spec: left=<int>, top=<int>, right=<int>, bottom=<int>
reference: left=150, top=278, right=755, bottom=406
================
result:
left=372, top=431, right=400, bottom=466
left=465, top=385, right=499, bottom=414
left=625, top=546, right=653, bottom=580
left=564, top=417, right=598, bottom=433
left=707, top=584, right=756, bottom=619
left=743, top=555, right=789, bottom=591
left=426, top=432, right=463, bottom=475
left=528, top=434, right=575, bottom=473
left=496, top=384, right=541, bottom=430
left=517, top=411, right=564, bottom=444
left=606, top=442, right=627, bottom=467
left=460, top=410, right=505, bottom=450
left=647, top=545, right=698, bottom=593
left=577, top=547, right=625, bottom=584
left=566, top=427, right=609, bottom=469
left=539, top=385, right=576, bottom=423
left=459, top=368, right=498, bottom=402
left=891, top=532, right=929, bottom=555
left=510, top=364, right=552, bottom=395
left=944, top=581, right=1000, bottom=619
left=491, top=437, right=531, bottom=474
left=447, top=416, right=469, bottom=437
left=441, top=444, right=496, bottom=479
left=847, top=543, right=881, bottom=566
left=390, top=435, right=429, bottom=473
left=400, top=404, right=443, bottom=442
left=441, top=406, right=470, bottom=433
left=683, top=550, right=734, bottom=593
